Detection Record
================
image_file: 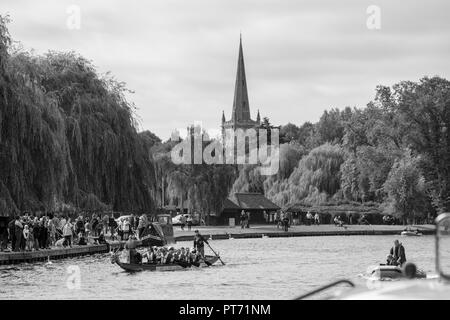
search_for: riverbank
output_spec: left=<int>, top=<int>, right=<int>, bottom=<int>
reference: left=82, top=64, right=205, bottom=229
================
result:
left=0, top=224, right=434, bottom=265
left=0, top=244, right=109, bottom=265
left=173, top=224, right=435, bottom=241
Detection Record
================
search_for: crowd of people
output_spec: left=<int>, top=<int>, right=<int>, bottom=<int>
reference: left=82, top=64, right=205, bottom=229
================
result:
left=0, top=211, right=118, bottom=252
left=115, top=213, right=151, bottom=241
left=139, top=246, right=203, bottom=265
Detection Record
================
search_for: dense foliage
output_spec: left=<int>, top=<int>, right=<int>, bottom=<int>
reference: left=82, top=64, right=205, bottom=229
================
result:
left=0, top=16, right=156, bottom=216
left=232, top=78, right=450, bottom=222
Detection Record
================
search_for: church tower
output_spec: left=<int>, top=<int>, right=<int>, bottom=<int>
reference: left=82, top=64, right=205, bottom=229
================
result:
left=222, top=35, right=260, bottom=135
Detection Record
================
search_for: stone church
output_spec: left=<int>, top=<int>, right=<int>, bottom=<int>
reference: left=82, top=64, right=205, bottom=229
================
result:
left=221, top=35, right=261, bottom=135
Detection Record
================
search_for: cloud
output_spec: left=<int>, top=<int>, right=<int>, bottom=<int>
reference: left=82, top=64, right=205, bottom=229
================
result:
left=2, top=0, right=450, bottom=139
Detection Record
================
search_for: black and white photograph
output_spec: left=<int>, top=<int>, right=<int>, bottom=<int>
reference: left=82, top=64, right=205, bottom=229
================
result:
left=1, top=0, right=450, bottom=306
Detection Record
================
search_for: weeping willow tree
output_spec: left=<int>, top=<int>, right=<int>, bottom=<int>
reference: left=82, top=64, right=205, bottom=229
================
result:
left=283, top=143, right=344, bottom=205
left=0, top=16, right=157, bottom=216
left=152, top=134, right=237, bottom=223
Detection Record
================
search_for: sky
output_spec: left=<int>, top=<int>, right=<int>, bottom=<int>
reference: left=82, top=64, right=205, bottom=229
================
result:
left=2, top=0, right=450, bottom=140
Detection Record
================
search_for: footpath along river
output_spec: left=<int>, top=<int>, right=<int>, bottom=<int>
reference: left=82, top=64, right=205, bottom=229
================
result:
left=0, top=235, right=440, bottom=299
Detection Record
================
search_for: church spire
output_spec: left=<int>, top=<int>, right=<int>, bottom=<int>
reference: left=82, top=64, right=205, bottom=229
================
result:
left=256, top=109, right=260, bottom=123
left=232, top=34, right=251, bottom=122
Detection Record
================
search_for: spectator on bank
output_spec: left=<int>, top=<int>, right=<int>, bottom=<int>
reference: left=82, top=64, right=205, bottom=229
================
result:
left=246, top=211, right=251, bottom=228
left=305, top=212, right=313, bottom=226
left=39, top=218, right=48, bottom=249
left=180, top=214, right=186, bottom=231
left=0, top=219, right=8, bottom=251
left=47, top=218, right=56, bottom=247
left=59, top=215, right=66, bottom=234
left=27, top=225, right=35, bottom=251
left=77, top=232, right=87, bottom=246
left=63, top=219, right=73, bottom=247
left=8, top=218, right=16, bottom=251
left=278, top=211, right=284, bottom=229
left=23, top=224, right=30, bottom=251
left=75, top=216, right=85, bottom=236
left=91, top=215, right=99, bottom=236
left=32, top=221, right=40, bottom=250
left=282, top=213, right=290, bottom=232
left=14, top=216, right=23, bottom=252
left=187, top=214, right=193, bottom=231
left=334, top=216, right=344, bottom=227
left=314, top=213, right=320, bottom=226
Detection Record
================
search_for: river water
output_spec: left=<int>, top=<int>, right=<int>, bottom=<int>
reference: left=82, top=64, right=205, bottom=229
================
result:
left=0, top=235, right=441, bottom=300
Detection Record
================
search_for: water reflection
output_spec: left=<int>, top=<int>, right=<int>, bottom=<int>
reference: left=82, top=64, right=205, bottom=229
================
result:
left=0, top=235, right=441, bottom=300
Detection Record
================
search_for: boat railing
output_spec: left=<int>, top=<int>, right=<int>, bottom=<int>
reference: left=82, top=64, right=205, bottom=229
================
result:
left=294, top=279, right=355, bottom=300
left=435, top=213, right=450, bottom=282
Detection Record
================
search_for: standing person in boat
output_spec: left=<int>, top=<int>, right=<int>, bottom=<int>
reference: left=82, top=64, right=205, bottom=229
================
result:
left=193, top=230, right=208, bottom=258
left=389, top=240, right=406, bottom=266
left=63, top=219, right=74, bottom=248
left=124, top=234, right=139, bottom=263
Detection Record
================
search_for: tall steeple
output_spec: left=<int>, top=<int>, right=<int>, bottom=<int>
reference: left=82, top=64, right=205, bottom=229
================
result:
left=231, top=34, right=251, bottom=122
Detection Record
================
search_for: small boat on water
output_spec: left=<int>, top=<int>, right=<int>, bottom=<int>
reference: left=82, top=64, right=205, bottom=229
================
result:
left=295, top=212, right=450, bottom=300
left=401, top=230, right=422, bottom=237
left=366, top=264, right=427, bottom=280
left=111, top=250, right=219, bottom=272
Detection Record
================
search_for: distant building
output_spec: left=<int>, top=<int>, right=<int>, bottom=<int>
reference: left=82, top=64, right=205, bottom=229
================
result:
left=212, top=192, right=280, bottom=225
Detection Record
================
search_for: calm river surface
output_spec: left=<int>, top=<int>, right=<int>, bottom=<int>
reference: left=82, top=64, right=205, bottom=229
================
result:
left=0, top=235, right=439, bottom=300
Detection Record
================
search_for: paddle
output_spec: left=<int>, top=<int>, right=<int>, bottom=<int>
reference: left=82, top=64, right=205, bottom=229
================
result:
left=205, top=241, right=225, bottom=265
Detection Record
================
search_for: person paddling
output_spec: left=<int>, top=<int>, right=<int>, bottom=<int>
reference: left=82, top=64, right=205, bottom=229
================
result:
left=193, top=230, right=208, bottom=258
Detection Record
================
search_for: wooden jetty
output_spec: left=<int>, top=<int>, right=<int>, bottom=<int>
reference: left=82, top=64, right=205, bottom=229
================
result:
left=0, top=244, right=110, bottom=265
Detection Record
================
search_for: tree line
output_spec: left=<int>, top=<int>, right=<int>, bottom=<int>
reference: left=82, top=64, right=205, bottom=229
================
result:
left=2, top=15, right=450, bottom=223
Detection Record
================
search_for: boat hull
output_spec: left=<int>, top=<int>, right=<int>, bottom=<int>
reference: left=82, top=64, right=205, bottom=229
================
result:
left=114, top=255, right=219, bottom=272
left=401, top=231, right=422, bottom=236
left=367, top=265, right=427, bottom=280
